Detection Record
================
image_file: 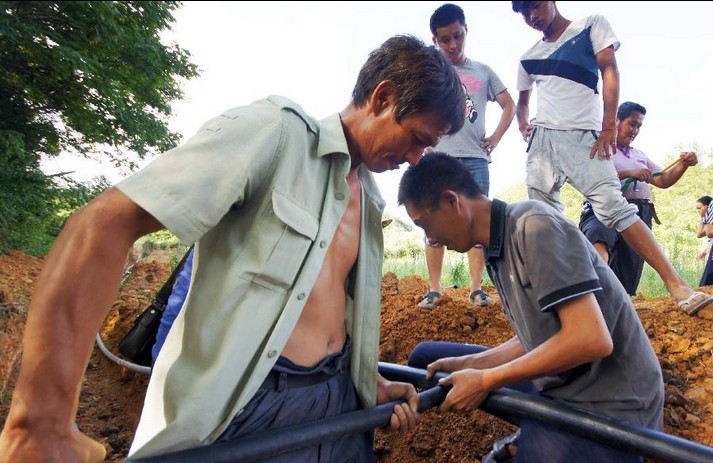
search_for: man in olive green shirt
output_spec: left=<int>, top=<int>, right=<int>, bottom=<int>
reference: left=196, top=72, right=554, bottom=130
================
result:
left=0, top=34, right=465, bottom=462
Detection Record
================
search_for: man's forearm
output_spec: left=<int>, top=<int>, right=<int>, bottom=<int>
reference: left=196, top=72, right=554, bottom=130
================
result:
left=468, top=336, right=525, bottom=369
left=9, top=215, right=134, bottom=424
left=5, top=188, right=162, bottom=433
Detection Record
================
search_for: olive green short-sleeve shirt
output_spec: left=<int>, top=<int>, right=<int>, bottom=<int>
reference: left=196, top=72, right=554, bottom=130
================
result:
left=118, top=96, right=386, bottom=457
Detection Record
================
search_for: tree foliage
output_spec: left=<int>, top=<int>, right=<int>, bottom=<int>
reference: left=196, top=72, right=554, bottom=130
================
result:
left=0, top=1, right=199, bottom=254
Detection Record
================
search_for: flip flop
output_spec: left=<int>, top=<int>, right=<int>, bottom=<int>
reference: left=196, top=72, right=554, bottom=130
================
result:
left=417, top=291, right=442, bottom=310
left=677, top=291, right=713, bottom=316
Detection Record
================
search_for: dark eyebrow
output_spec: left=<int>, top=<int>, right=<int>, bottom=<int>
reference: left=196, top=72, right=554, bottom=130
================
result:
left=414, top=130, right=436, bottom=147
left=425, top=131, right=442, bottom=148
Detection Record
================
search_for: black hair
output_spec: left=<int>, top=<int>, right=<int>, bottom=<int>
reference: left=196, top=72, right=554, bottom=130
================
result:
left=430, top=3, right=466, bottom=36
left=617, top=101, right=647, bottom=121
left=351, top=34, right=466, bottom=136
left=697, top=195, right=713, bottom=206
left=398, top=152, right=484, bottom=210
left=511, top=1, right=535, bottom=13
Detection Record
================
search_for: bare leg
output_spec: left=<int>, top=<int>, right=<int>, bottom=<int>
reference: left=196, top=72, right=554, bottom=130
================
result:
left=620, top=219, right=691, bottom=302
left=467, top=246, right=493, bottom=306
left=424, top=244, right=445, bottom=293
left=467, top=246, right=486, bottom=294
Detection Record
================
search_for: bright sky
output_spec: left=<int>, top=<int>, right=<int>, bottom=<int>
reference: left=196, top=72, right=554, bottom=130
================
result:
left=48, top=1, right=713, bottom=219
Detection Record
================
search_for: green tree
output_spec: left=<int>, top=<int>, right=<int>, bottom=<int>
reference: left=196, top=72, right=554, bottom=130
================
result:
left=0, top=1, right=199, bottom=254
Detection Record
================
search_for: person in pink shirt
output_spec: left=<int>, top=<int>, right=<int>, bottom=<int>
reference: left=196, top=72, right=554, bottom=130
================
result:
left=579, top=101, right=700, bottom=306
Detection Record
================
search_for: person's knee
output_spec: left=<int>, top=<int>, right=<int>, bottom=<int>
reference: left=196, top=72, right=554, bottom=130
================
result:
left=408, top=341, right=459, bottom=368
left=527, top=187, right=563, bottom=212
left=407, top=342, right=434, bottom=368
left=590, top=193, right=638, bottom=231
left=526, top=186, right=540, bottom=200
left=408, top=342, right=486, bottom=368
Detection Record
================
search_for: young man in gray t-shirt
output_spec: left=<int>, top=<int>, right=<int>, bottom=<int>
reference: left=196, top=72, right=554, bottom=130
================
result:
left=399, top=152, right=664, bottom=463
left=418, top=3, right=515, bottom=310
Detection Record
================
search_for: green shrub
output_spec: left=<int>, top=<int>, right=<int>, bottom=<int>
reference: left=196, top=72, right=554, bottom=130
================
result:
left=137, top=230, right=182, bottom=256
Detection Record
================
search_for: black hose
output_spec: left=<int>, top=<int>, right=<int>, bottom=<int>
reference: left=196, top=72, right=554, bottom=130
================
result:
left=126, top=362, right=713, bottom=463
left=481, top=389, right=713, bottom=463
left=378, top=362, right=713, bottom=463
left=96, top=251, right=153, bottom=374
left=127, top=384, right=448, bottom=463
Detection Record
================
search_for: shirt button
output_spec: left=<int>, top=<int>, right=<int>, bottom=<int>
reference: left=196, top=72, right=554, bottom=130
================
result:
left=335, top=192, right=345, bottom=200
left=297, top=292, right=306, bottom=300
left=267, top=350, right=277, bottom=358
left=319, top=240, right=327, bottom=248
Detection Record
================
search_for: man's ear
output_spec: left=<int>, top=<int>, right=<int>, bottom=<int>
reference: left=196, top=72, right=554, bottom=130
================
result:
left=441, top=190, right=461, bottom=212
left=369, top=80, right=396, bottom=117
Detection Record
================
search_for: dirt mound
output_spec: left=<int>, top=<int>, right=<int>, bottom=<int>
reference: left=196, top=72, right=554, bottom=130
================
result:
left=2, top=251, right=713, bottom=461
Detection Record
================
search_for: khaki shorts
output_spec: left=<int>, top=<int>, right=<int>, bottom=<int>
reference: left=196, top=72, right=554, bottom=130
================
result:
left=526, top=127, right=638, bottom=232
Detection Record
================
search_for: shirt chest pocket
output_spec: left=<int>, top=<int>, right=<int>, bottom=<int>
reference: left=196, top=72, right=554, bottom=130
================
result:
left=244, top=190, right=319, bottom=292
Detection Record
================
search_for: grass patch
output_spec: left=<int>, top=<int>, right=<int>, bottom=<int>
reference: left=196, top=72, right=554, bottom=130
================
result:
left=383, top=214, right=706, bottom=299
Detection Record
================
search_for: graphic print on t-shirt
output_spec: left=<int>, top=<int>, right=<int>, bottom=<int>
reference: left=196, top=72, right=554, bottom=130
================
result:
left=459, top=75, right=482, bottom=124
left=521, top=26, right=600, bottom=93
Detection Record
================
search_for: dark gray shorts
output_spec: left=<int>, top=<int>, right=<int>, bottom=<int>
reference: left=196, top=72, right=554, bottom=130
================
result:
left=579, top=199, right=654, bottom=295
left=579, top=201, right=619, bottom=252
left=216, top=339, right=375, bottom=463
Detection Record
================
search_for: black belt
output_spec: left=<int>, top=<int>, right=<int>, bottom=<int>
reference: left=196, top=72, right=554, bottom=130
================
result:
left=261, top=369, right=342, bottom=390
left=261, top=341, right=351, bottom=391
left=627, top=199, right=661, bottom=225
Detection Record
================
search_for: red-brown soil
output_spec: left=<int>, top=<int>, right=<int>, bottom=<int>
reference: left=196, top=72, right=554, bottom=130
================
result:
left=2, top=250, right=713, bottom=462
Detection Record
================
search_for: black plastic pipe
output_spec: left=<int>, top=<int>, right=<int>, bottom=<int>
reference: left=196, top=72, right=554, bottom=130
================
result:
left=127, top=383, right=448, bottom=463
left=378, top=362, right=713, bottom=463
left=127, top=362, right=713, bottom=463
